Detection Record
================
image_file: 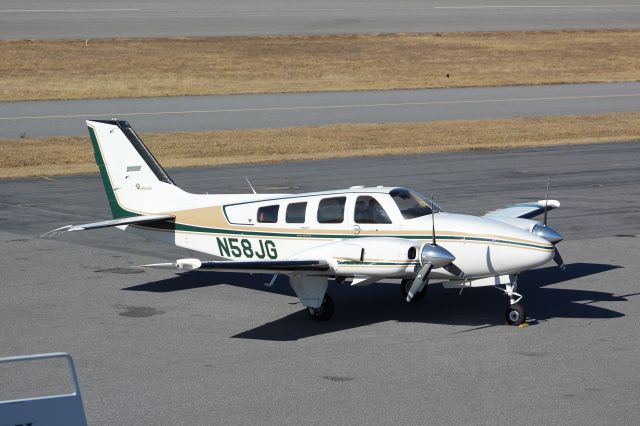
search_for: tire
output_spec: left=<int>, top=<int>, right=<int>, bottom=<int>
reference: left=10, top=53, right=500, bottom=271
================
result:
left=505, top=304, right=526, bottom=326
left=400, top=279, right=427, bottom=302
left=307, top=294, right=334, bottom=321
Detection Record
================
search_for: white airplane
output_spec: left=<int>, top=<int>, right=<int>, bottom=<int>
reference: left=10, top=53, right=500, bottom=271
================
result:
left=45, top=120, right=566, bottom=325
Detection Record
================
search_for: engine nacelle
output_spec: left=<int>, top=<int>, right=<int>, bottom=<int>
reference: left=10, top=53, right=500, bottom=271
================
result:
left=293, top=237, right=422, bottom=277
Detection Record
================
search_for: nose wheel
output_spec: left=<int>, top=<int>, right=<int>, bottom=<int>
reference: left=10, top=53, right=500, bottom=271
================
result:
left=496, top=274, right=528, bottom=326
left=505, top=304, right=526, bottom=326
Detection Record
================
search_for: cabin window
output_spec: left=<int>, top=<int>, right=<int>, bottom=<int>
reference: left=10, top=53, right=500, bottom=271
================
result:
left=257, top=205, right=279, bottom=223
left=317, top=197, right=346, bottom=224
left=286, top=202, right=307, bottom=223
left=354, top=196, right=392, bottom=224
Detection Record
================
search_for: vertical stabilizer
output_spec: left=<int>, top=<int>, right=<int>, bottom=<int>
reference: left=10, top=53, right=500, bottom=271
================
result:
left=87, top=119, right=183, bottom=218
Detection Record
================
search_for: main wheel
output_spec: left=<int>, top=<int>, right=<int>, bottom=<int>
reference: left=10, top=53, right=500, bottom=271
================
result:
left=505, top=304, right=526, bottom=326
left=307, top=294, right=334, bottom=321
left=400, top=279, right=427, bottom=302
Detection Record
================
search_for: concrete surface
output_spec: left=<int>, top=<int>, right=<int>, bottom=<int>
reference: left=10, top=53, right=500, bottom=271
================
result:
left=1, top=141, right=639, bottom=424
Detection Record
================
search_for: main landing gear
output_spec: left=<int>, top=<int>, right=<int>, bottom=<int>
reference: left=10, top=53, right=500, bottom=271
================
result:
left=500, top=275, right=526, bottom=326
left=307, top=294, right=334, bottom=321
left=400, top=279, right=427, bottom=302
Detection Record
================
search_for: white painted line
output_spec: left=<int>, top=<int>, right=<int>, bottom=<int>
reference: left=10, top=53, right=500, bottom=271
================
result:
left=0, top=9, right=140, bottom=13
left=1, top=93, right=639, bottom=121
left=4, top=6, right=639, bottom=13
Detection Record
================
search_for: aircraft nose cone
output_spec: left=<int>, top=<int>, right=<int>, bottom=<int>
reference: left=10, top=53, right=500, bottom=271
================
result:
left=532, top=223, right=564, bottom=244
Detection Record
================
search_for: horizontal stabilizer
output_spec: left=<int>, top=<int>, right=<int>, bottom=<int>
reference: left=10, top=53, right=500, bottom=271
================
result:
left=484, top=200, right=560, bottom=220
left=41, top=214, right=175, bottom=238
left=142, top=259, right=331, bottom=274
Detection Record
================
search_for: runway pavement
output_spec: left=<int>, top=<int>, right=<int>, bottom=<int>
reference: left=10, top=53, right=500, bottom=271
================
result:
left=1, top=142, right=639, bottom=424
left=2, top=1, right=640, bottom=39
left=2, top=82, right=640, bottom=138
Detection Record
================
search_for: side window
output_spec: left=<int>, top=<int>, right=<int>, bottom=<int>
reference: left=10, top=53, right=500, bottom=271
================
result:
left=286, top=202, right=307, bottom=224
left=257, top=205, right=279, bottom=223
left=317, top=197, right=346, bottom=224
left=354, top=196, right=392, bottom=224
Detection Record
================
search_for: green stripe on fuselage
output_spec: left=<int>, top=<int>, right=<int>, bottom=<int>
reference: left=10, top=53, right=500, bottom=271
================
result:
left=139, top=222, right=552, bottom=251
left=88, top=126, right=136, bottom=219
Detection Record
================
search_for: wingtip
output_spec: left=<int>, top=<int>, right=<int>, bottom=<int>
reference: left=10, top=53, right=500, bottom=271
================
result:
left=139, top=262, right=178, bottom=270
left=537, top=199, right=560, bottom=208
left=40, top=225, right=74, bottom=238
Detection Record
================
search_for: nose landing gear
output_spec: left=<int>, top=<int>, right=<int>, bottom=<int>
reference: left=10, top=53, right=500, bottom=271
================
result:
left=498, top=275, right=527, bottom=326
left=505, top=303, right=526, bottom=326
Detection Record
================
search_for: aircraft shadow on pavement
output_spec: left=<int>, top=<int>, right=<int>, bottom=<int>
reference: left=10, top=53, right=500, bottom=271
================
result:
left=123, top=262, right=627, bottom=341
left=122, top=271, right=297, bottom=297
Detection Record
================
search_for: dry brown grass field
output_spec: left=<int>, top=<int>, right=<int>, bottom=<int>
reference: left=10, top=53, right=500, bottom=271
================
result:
left=2, top=30, right=640, bottom=101
left=2, top=112, right=639, bottom=179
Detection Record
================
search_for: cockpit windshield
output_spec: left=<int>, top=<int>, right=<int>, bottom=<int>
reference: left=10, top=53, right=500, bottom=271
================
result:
left=389, top=188, right=442, bottom=220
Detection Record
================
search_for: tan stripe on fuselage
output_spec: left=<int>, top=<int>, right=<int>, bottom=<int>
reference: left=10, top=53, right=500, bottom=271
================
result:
left=166, top=205, right=550, bottom=250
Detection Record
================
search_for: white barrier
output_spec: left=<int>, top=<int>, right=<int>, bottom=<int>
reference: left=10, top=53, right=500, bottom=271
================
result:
left=0, top=352, right=88, bottom=426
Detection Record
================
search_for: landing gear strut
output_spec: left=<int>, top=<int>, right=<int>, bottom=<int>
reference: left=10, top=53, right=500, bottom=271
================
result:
left=499, top=275, right=526, bottom=326
left=400, top=279, right=427, bottom=302
left=307, top=294, right=334, bottom=321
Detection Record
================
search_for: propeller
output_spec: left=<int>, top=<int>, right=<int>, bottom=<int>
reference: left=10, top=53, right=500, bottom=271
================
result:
left=543, top=177, right=550, bottom=226
left=553, top=249, right=565, bottom=270
left=536, top=177, right=566, bottom=270
left=406, top=197, right=462, bottom=302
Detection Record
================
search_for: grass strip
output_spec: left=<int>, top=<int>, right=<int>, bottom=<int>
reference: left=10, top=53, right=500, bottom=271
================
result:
left=1, top=112, right=639, bottom=179
left=2, top=30, right=640, bottom=101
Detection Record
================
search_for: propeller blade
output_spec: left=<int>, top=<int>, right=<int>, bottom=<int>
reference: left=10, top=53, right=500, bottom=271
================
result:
left=407, top=264, right=433, bottom=302
left=543, top=177, right=550, bottom=226
left=444, top=263, right=465, bottom=279
left=553, top=248, right=566, bottom=270
left=431, top=195, right=436, bottom=245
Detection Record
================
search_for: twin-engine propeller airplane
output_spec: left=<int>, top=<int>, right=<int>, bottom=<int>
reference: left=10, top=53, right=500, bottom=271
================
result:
left=45, top=120, right=566, bottom=325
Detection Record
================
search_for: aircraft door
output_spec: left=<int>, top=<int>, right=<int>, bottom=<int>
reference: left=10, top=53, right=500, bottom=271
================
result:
left=353, top=195, right=394, bottom=235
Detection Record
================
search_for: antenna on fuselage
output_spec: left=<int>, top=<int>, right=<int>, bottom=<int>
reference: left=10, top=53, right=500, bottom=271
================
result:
left=245, top=177, right=257, bottom=194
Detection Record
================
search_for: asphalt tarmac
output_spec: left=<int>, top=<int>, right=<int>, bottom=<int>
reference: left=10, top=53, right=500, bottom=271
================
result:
left=2, top=0, right=640, bottom=39
left=3, top=82, right=640, bottom=138
left=1, top=141, right=639, bottom=424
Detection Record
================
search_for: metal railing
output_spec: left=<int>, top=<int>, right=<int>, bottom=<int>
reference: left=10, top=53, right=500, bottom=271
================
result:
left=0, top=352, right=88, bottom=426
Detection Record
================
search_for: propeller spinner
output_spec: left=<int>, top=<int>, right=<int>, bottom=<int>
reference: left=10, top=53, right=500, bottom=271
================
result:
left=406, top=197, right=462, bottom=302
left=540, top=177, right=566, bottom=270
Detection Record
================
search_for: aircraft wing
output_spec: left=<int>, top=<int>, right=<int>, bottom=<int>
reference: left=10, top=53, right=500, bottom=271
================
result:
left=142, top=258, right=331, bottom=274
left=41, top=214, right=175, bottom=237
left=483, top=200, right=560, bottom=220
